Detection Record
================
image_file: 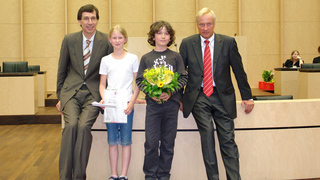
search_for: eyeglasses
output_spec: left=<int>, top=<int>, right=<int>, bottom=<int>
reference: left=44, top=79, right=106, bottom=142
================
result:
left=82, top=16, right=97, bottom=22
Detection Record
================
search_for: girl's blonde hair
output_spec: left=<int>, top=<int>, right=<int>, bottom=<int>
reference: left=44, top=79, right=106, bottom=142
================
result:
left=109, top=24, right=128, bottom=51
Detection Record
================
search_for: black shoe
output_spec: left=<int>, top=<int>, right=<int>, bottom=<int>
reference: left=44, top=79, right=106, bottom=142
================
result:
left=119, top=176, right=128, bottom=180
left=109, top=176, right=119, bottom=180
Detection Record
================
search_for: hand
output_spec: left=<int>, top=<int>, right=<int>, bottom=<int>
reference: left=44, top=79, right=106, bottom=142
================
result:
left=99, top=100, right=105, bottom=110
left=179, top=101, right=183, bottom=112
left=159, top=91, right=171, bottom=102
left=56, top=101, right=63, bottom=115
left=152, top=96, right=161, bottom=102
left=124, top=101, right=134, bottom=115
left=241, top=100, right=254, bottom=114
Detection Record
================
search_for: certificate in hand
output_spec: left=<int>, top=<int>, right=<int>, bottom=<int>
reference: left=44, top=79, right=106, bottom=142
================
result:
left=103, top=89, right=128, bottom=123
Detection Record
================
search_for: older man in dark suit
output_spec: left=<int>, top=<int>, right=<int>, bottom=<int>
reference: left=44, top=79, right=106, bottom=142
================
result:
left=180, top=7, right=254, bottom=180
left=56, top=4, right=113, bottom=180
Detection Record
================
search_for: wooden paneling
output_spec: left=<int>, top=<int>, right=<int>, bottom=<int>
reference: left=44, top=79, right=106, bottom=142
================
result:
left=283, top=0, right=320, bottom=63
left=155, top=0, right=196, bottom=37
left=0, top=75, right=38, bottom=115
left=0, top=24, right=21, bottom=60
left=85, top=99, right=320, bottom=179
left=274, top=69, right=299, bottom=98
left=241, top=0, right=281, bottom=88
left=23, top=0, right=65, bottom=23
left=0, top=0, right=319, bottom=92
left=24, top=25, right=65, bottom=58
left=199, top=0, right=238, bottom=22
left=0, top=0, right=21, bottom=62
left=111, top=0, right=152, bottom=37
left=298, top=72, right=320, bottom=99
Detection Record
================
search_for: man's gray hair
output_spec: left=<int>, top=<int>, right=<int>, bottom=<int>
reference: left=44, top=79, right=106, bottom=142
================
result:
left=196, top=7, right=216, bottom=23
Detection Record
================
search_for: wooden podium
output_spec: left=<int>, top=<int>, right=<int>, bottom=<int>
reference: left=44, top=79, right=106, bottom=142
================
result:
left=83, top=99, right=320, bottom=180
left=274, top=68, right=299, bottom=98
left=298, top=69, right=320, bottom=99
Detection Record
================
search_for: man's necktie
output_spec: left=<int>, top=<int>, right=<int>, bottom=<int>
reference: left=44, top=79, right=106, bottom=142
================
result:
left=83, top=40, right=91, bottom=75
left=203, top=40, right=213, bottom=97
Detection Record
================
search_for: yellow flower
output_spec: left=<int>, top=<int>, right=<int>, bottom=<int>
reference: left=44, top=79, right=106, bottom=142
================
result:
left=158, top=82, right=164, bottom=88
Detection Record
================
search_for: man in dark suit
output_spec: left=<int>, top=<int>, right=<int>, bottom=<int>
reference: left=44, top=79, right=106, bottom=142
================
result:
left=56, top=4, right=113, bottom=180
left=313, top=46, right=320, bottom=63
left=179, top=7, right=254, bottom=180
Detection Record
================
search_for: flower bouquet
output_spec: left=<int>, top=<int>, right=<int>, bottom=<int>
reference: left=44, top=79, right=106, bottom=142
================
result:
left=142, top=66, right=180, bottom=103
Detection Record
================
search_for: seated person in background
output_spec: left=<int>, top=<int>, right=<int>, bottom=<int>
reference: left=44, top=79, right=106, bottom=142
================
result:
left=313, top=46, right=320, bottom=63
left=284, top=50, right=304, bottom=68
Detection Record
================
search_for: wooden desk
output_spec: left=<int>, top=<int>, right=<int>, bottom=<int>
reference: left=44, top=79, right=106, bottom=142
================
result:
left=82, top=99, right=320, bottom=180
left=274, top=67, right=299, bottom=98
left=37, top=71, right=47, bottom=107
left=0, top=73, right=38, bottom=115
left=298, top=69, right=320, bottom=99
left=251, top=88, right=278, bottom=99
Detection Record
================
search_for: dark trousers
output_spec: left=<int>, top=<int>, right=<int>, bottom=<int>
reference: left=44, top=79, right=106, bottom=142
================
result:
left=59, top=86, right=100, bottom=180
left=143, top=99, right=179, bottom=180
left=192, top=89, right=240, bottom=180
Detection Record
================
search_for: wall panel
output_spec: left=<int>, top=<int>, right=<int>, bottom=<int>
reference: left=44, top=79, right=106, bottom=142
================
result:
left=241, top=0, right=280, bottom=88
left=283, top=0, right=320, bottom=63
left=111, top=0, right=152, bottom=37
left=0, top=25, right=21, bottom=60
left=283, top=22, right=320, bottom=63
left=155, top=0, right=196, bottom=37
left=0, top=0, right=21, bottom=63
left=0, top=0, right=319, bottom=92
left=23, top=0, right=65, bottom=91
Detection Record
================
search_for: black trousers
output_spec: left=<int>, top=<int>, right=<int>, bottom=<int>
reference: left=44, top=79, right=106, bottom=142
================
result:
left=192, top=89, right=240, bottom=180
left=143, top=99, right=179, bottom=180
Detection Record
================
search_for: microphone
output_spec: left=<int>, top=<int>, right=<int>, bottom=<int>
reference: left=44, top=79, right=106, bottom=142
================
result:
left=174, top=43, right=177, bottom=52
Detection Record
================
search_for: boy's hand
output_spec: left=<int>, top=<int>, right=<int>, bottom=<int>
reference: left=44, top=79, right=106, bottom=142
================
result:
left=159, top=91, right=171, bottom=102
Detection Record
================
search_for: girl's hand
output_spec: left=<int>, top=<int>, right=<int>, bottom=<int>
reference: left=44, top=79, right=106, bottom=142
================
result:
left=99, top=100, right=105, bottom=110
left=124, top=101, right=134, bottom=115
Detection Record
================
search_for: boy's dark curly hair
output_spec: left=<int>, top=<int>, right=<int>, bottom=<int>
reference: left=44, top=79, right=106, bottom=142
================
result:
left=147, top=20, right=175, bottom=47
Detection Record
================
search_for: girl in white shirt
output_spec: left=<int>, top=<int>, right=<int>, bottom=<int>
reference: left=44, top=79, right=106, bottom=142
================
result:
left=99, top=25, right=140, bottom=180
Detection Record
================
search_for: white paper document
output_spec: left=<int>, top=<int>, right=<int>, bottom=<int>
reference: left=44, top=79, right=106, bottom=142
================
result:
left=92, top=101, right=116, bottom=108
left=103, top=89, right=128, bottom=123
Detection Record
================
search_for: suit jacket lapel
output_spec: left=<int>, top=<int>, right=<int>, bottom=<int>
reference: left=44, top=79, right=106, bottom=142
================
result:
left=86, top=31, right=103, bottom=77
left=192, top=35, right=204, bottom=72
left=73, top=32, right=84, bottom=78
left=213, top=33, right=222, bottom=74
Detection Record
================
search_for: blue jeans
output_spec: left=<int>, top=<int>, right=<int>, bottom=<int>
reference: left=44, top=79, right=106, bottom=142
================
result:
left=106, top=108, right=134, bottom=146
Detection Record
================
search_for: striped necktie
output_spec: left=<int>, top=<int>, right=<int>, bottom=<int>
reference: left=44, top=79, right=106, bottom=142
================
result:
left=83, top=40, right=91, bottom=75
left=203, top=40, right=213, bottom=97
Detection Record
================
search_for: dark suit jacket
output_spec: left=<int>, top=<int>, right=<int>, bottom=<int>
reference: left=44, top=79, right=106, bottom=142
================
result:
left=56, top=30, right=113, bottom=110
left=313, top=56, right=320, bottom=63
left=180, top=33, right=252, bottom=119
